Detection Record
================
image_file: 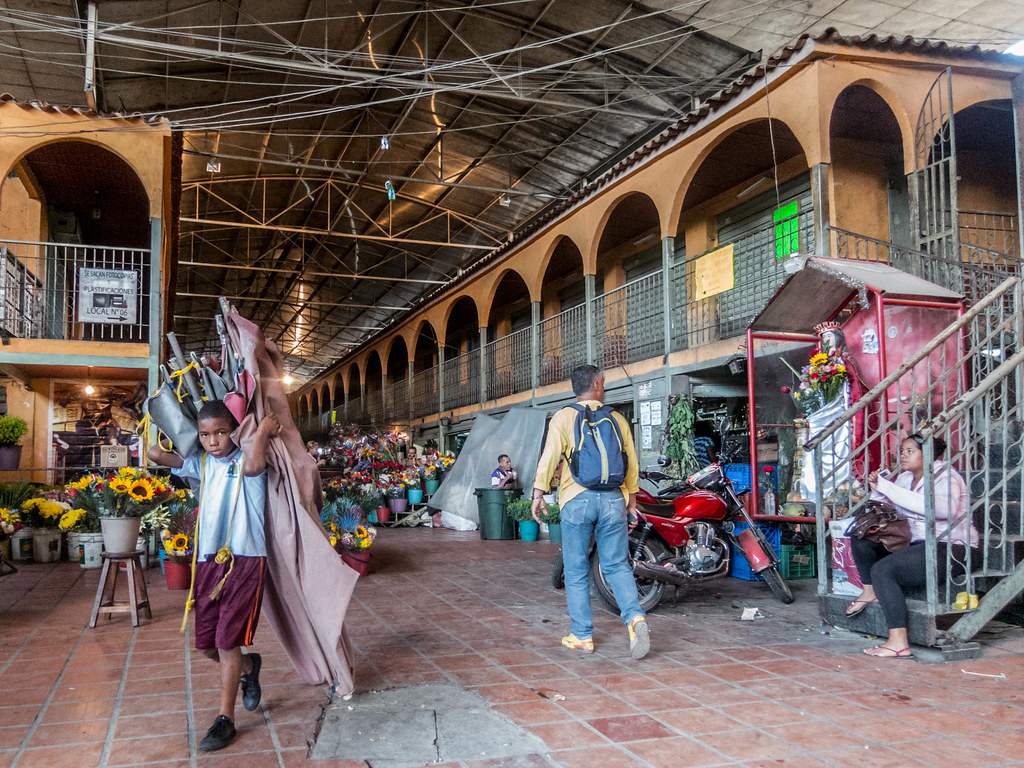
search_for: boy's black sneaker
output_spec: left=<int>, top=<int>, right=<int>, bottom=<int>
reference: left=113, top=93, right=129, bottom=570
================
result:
left=199, top=715, right=235, bottom=751
left=240, top=652, right=262, bottom=711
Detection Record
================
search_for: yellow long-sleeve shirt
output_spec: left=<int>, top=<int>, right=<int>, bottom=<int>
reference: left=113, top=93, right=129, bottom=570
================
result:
left=533, top=400, right=639, bottom=508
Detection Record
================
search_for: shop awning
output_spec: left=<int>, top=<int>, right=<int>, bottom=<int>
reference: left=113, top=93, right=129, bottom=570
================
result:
left=749, top=256, right=962, bottom=335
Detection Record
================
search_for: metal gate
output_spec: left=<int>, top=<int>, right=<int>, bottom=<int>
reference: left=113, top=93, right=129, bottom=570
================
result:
left=913, top=67, right=959, bottom=262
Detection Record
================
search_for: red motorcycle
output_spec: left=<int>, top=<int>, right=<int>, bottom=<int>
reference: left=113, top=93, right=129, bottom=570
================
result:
left=589, top=459, right=793, bottom=612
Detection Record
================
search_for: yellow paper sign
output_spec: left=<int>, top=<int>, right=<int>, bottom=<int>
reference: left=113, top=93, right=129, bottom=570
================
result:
left=695, top=244, right=734, bottom=299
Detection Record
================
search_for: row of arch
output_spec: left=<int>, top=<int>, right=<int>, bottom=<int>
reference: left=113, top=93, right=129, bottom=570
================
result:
left=295, top=51, right=1019, bottom=420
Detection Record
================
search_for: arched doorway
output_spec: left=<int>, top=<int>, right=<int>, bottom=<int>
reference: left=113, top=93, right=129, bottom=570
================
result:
left=412, top=322, right=439, bottom=417
left=2, top=140, right=152, bottom=344
left=364, top=352, right=384, bottom=425
left=443, top=296, right=480, bottom=410
left=386, top=337, right=410, bottom=423
left=486, top=270, right=531, bottom=398
left=595, top=194, right=662, bottom=367
left=539, top=237, right=586, bottom=384
left=830, top=85, right=907, bottom=246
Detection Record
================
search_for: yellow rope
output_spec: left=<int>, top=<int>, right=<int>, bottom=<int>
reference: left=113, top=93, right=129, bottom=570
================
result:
left=169, top=361, right=199, bottom=404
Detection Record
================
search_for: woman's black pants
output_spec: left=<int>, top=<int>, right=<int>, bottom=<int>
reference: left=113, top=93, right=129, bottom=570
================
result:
left=850, top=538, right=973, bottom=629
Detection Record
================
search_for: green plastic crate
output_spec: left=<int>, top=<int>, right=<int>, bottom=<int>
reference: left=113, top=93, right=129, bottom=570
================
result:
left=780, top=543, right=815, bottom=579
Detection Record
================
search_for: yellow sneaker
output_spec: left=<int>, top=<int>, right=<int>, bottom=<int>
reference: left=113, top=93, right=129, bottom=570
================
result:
left=561, top=634, right=594, bottom=653
left=628, top=615, right=650, bottom=659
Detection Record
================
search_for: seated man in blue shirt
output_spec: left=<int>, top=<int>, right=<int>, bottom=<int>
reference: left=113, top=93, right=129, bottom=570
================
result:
left=490, top=454, right=519, bottom=488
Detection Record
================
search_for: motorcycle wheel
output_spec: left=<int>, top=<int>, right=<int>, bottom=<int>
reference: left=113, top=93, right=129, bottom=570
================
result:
left=760, top=564, right=794, bottom=604
left=552, top=551, right=565, bottom=589
left=591, top=537, right=668, bottom=614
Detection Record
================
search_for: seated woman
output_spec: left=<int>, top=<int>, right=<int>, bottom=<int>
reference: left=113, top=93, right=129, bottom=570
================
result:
left=846, top=434, right=979, bottom=658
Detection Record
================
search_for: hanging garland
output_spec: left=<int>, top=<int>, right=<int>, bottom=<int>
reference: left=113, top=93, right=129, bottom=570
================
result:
left=664, top=394, right=700, bottom=477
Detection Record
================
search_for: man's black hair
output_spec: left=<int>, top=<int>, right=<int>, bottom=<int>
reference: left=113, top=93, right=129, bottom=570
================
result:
left=570, top=364, right=602, bottom=397
left=497, top=453, right=509, bottom=463
left=197, top=399, right=239, bottom=429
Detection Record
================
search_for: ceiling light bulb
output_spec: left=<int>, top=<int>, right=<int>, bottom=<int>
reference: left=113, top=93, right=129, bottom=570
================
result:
left=384, top=180, right=396, bottom=200
left=84, top=384, right=95, bottom=395
left=499, top=194, right=511, bottom=207
left=380, top=135, right=390, bottom=151
left=283, top=375, right=294, bottom=385
left=206, top=160, right=221, bottom=173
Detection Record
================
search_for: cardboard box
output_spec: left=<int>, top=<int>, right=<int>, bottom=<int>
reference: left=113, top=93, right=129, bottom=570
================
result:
left=756, top=441, right=779, bottom=462
left=100, top=445, right=128, bottom=468
left=829, top=519, right=863, bottom=596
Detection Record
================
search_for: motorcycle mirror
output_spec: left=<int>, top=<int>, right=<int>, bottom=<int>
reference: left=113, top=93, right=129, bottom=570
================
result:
left=718, top=417, right=732, bottom=437
left=657, top=455, right=671, bottom=467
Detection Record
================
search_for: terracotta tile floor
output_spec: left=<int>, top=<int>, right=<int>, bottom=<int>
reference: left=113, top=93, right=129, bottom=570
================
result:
left=3, top=527, right=1024, bottom=767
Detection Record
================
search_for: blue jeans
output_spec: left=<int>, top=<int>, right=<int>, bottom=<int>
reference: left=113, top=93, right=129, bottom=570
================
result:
left=560, top=489, right=644, bottom=638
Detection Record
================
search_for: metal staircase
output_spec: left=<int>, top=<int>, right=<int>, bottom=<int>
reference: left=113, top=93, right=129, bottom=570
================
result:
left=807, top=266, right=1024, bottom=657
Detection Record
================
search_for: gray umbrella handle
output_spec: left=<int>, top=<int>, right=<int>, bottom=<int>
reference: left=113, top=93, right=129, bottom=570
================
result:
left=167, top=332, right=204, bottom=410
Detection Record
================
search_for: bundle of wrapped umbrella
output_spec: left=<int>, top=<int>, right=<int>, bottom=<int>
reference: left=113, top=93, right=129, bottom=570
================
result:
left=143, top=298, right=358, bottom=694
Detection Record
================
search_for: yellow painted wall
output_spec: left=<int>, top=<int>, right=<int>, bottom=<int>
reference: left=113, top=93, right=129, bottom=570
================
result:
left=830, top=137, right=891, bottom=241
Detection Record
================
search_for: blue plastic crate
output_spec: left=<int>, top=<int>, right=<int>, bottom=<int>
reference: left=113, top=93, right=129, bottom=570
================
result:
left=727, top=521, right=781, bottom=581
left=724, top=463, right=779, bottom=495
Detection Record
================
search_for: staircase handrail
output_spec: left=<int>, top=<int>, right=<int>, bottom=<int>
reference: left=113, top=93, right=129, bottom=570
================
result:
left=920, top=344, right=1024, bottom=439
left=804, top=274, right=1019, bottom=452
left=826, top=225, right=941, bottom=263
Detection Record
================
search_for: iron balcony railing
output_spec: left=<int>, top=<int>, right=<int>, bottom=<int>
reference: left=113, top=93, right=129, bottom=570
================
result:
left=539, top=303, right=586, bottom=386
left=0, top=239, right=151, bottom=343
left=412, top=367, right=438, bottom=419
left=807, top=276, right=1024, bottom=645
left=595, top=271, right=663, bottom=368
left=485, top=327, right=531, bottom=400
left=441, top=348, right=480, bottom=411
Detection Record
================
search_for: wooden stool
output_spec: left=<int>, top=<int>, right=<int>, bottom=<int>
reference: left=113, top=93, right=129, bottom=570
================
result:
left=89, top=551, right=152, bottom=628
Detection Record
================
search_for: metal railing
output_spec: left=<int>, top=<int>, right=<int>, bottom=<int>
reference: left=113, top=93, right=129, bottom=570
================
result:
left=441, top=349, right=480, bottom=411
left=595, top=271, right=663, bottom=367
left=830, top=226, right=1022, bottom=307
left=539, top=303, right=586, bottom=386
left=412, top=366, right=438, bottom=419
left=808, top=276, right=1024, bottom=644
left=485, top=327, right=531, bottom=400
left=960, top=210, right=1019, bottom=259
left=0, top=239, right=151, bottom=342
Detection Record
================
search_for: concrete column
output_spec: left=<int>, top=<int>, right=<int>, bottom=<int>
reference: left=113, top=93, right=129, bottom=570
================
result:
left=585, top=273, right=596, bottom=366
left=479, top=326, right=488, bottom=405
left=1013, top=74, right=1024, bottom=261
left=661, top=236, right=673, bottom=359
left=811, top=163, right=831, bottom=257
left=437, top=344, right=445, bottom=415
left=147, top=217, right=163, bottom=395
left=343, top=386, right=349, bottom=422
left=407, top=359, right=415, bottom=421
left=530, top=300, right=541, bottom=396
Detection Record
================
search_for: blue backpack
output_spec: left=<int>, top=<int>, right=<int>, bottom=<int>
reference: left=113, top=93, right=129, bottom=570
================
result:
left=566, top=403, right=628, bottom=490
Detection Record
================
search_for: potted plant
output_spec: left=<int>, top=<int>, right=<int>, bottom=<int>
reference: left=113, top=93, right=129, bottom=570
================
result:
left=65, top=468, right=175, bottom=554
left=506, top=498, right=540, bottom=541
left=321, top=501, right=376, bottom=576
left=0, top=415, right=28, bottom=471
left=0, top=506, right=23, bottom=563
left=0, top=482, right=35, bottom=561
left=386, top=483, right=408, bottom=513
left=21, top=497, right=70, bottom=562
left=541, top=503, right=561, bottom=543
left=159, top=491, right=197, bottom=589
left=406, top=470, right=424, bottom=504
left=58, top=504, right=101, bottom=568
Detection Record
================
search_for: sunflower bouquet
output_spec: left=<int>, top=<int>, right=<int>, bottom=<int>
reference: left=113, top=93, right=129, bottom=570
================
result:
left=65, top=467, right=175, bottom=518
left=782, top=351, right=849, bottom=416
left=153, top=487, right=198, bottom=563
left=321, top=501, right=377, bottom=552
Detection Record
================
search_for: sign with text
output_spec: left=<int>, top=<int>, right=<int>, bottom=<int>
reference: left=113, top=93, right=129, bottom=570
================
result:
left=77, top=268, right=138, bottom=324
left=694, top=244, right=734, bottom=299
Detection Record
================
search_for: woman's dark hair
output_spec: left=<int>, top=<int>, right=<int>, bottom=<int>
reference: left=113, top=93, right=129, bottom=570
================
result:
left=907, top=432, right=946, bottom=459
left=197, top=399, right=239, bottom=429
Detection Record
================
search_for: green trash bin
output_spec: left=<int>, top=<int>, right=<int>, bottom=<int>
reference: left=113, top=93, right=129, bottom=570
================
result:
left=474, top=487, right=520, bottom=540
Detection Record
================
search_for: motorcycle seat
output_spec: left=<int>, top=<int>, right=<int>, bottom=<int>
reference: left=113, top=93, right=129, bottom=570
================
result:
left=637, top=500, right=675, bottom=518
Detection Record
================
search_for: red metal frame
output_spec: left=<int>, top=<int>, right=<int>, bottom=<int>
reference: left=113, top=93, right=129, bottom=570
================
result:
left=745, top=297, right=961, bottom=523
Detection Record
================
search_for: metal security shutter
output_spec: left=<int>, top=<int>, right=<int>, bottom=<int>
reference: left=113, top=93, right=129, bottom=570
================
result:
left=716, top=174, right=814, bottom=337
left=624, top=244, right=663, bottom=282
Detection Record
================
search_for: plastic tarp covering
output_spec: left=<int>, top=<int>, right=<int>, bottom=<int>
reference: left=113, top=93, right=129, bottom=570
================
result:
left=428, top=407, right=549, bottom=527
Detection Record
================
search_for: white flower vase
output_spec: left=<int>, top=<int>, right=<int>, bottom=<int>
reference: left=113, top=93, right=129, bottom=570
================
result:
left=32, top=529, right=61, bottom=563
left=100, top=517, right=142, bottom=554
left=78, top=533, right=103, bottom=568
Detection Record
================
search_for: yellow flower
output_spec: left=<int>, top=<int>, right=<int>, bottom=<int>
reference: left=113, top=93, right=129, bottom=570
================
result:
left=39, top=501, right=64, bottom=520
left=329, top=534, right=338, bottom=546
left=22, top=498, right=40, bottom=511
left=170, top=533, right=189, bottom=553
left=175, top=489, right=187, bottom=500
left=129, top=480, right=155, bottom=501
left=355, top=525, right=368, bottom=538
left=110, top=478, right=130, bottom=494
left=58, top=509, right=85, bottom=531
left=810, top=353, right=829, bottom=366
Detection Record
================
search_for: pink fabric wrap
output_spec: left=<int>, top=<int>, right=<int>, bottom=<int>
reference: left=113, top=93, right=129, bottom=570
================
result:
left=225, top=312, right=357, bottom=691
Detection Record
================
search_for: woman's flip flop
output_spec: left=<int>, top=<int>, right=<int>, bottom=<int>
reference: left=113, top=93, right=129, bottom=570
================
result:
left=845, top=597, right=877, bottom=617
left=863, top=645, right=913, bottom=658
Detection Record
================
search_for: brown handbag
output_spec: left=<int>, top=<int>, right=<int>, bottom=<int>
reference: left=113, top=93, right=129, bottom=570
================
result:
left=846, top=501, right=911, bottom=553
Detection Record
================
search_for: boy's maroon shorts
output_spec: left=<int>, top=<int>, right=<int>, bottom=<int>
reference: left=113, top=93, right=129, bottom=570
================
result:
left=193, top=555, right=266, bottom=651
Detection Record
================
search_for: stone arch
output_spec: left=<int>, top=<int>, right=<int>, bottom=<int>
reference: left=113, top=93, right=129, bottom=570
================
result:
left=442, top=295, right=481, bottom=355
left=386, top=335, right=410, bottom=383
left=533, top=234, right=585, bottom=301
left=537, top=236, right=586, bottom=318
left=592, top=192, right=661, bottom=287
left=2, top=139, right=151, bottom=247
left=829, top=83, right=907, bottom=243
left=412, top=319, right=439, bottom=373
left=830, top=77, right=914, bottom=173
left=481, top=268, right=532, bottom=333
left=332, top=372, right=346, bottom=408
left=346, top=363, right=362, bottom=400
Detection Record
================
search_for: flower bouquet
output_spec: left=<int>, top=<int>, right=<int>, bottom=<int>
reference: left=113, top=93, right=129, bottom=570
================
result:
left=783, top=351, right=848, bottom=416
left=66, top=468, right=176, bottom=518
left=21, top=498, right=69, bottom=530
left=58, top=506, right=100, bottom=534
left=0, top=507, right=22, bottom=541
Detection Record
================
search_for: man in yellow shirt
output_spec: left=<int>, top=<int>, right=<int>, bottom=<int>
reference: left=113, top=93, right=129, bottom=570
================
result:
left=530, top=365, right=650, bottom=659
